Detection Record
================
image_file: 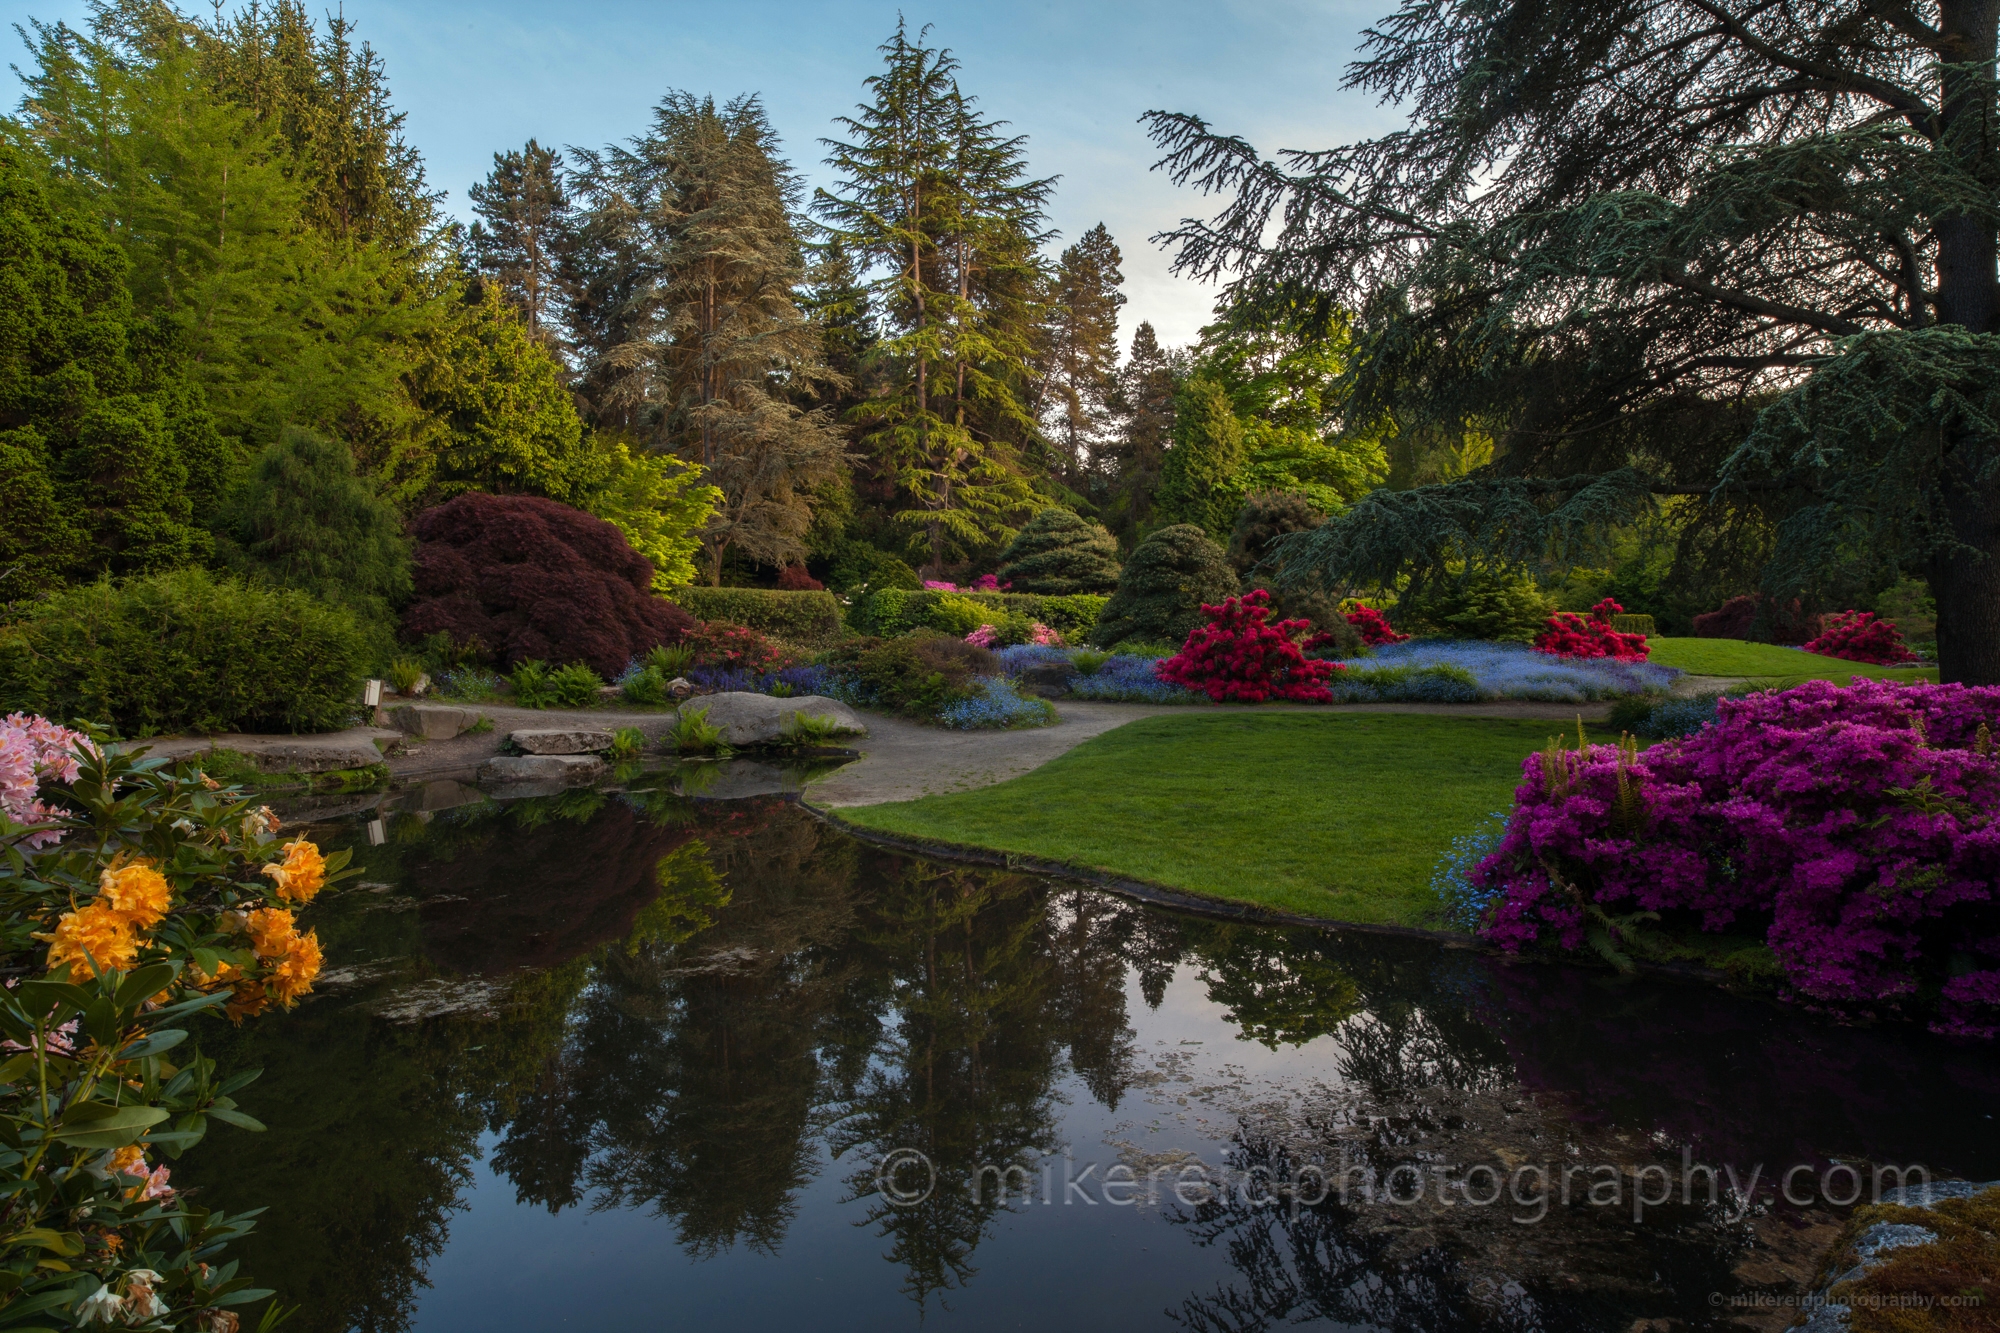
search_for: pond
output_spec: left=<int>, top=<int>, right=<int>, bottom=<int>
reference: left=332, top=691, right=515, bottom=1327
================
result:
left=174, top=770, right=2000, bottom=1332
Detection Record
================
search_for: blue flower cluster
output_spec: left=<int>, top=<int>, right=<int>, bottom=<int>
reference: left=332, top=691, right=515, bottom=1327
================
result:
left=1429, top=812, right=1511, bottom=931
left=685, top=664, right=833, bottom=697
left=1335, top=640, right=1679, bottom=702
left=1066, top=656, right=1203, bottom=704
left=1328, top=663, right=1483, bottom=704
left=1638, top=693, right=1722, bottom=738
left=936, top=677, right=1056, bottom=730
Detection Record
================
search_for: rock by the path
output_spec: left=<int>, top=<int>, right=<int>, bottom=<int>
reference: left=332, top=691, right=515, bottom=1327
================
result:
left=510, top=728, right=613, bottom=755
left=478, top=754, right=606, bottom=785
left=388, top=704, right=484, bottom=740
left=1019, top=662, right=1078, bottom=698
left=121, top=728, right=395, bottom=774
left=684, top=693, right=867, bottom=747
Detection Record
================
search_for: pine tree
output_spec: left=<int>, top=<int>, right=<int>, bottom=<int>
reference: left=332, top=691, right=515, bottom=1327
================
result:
left=469, top=140, right=570, bottom=341
left=816, top=21, right=1048, bottom=573
left=1038, top=223, right=1125, bottom=484
left=568, top=92, right=847, bottom=583
left=1101, top=321, right=1178, bottom=541
left=1154, top=376, right=1245, bottom=540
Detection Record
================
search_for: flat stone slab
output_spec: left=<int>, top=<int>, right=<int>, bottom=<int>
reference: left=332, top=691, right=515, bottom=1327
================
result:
left=683, top=693, right=867, bottom=747
left=388, top=705, right=483, bottom=740
left=477, top=754, right=606, bottom=785
left=117, top=728, right=395, bottom=775
left=510, top=728, right=613, bottom=755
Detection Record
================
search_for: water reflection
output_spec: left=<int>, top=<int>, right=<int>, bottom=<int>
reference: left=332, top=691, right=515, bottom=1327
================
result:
left=174, top=790, right=2000, bottom=1333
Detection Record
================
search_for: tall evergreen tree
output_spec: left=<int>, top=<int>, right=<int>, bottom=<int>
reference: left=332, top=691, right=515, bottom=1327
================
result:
left=1101, top=322, right=1179, bottom=539
left=816, top=21, right=1049, bottom=572
left=468, top=140, right=571, bottom=340
left=1147, top=0, right=2000, bottom=684
left=1037, top=223, right=1125, bottom=484
left=1154, top=376, right=1246, bottom=540
left=568, top=92, right=847, bottom=583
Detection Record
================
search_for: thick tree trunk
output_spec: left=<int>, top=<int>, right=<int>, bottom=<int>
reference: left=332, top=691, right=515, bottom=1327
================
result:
left=1930, top=0, right=2000, bottom=682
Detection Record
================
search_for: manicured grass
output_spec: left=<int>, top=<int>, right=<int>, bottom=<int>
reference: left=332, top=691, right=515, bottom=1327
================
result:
left=1646, top=636, right=1934, bottom=682
left=838, top=712, right=1565, bottom=927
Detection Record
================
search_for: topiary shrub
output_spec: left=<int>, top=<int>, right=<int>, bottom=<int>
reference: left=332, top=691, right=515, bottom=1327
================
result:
left=0, top=568, right=366, bottom=734
left=669, top=586, right=843, bottom=647
left=1091, top=524, right=1237, bottom=648
left=401, top=493, right=692, bottom=678
left=1227, top=491, right=1323, bottom=576
left=996, top=509, right=1122, bottom=595
left=1399, top=566, right=1554, bottom=642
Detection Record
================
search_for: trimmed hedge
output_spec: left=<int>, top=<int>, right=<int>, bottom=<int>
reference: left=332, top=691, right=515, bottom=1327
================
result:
left=671, top=586, right=845, bottom=647
left=851, top=588, right=1107, bottom=640
left=1609, top=613, right=1656, bottom=637
left=0, top=568, right=368, bottom=735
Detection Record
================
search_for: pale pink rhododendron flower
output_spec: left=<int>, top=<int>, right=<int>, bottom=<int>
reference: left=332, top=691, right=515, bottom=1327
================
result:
left=0, top=713, right=93, bottom=848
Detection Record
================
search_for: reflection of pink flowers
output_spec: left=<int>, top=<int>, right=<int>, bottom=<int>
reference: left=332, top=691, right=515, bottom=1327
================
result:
left=1, top=713, right=92, bottom=849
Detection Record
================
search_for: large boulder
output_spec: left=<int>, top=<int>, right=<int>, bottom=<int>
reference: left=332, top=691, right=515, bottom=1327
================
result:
left=478, top=754, right=606, bottom=785
left=388, top=704, right=483, bottom=740
left=681, top=693, right=866, bottom=747
left=510, top=728, right=613, bottom=755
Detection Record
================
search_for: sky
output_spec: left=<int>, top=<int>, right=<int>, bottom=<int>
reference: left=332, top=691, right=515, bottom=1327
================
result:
left=2, top=0, right=1403, bottom=349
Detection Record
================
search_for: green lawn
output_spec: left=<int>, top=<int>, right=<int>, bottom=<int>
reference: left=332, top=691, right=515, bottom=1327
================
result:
left=1646, top=636, right=1934, bottom=682
left=837, top=713, right=1563, bottom=927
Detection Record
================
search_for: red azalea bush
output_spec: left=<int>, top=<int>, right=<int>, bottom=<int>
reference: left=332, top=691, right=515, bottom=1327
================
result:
left=1344, top=602, right=1409, bottom=646
left=685, top=620, right=787, bottom=673
left=1154, top=590, right=1342, bottom=703
left=776, top=563, right=824, bottom=591
left=1470, top=679, right=2000, bottom=1037
left=402, top=493, right=693, bottom=677
left=1533, top=597, right=1649, bottom=661
left=1804, top=610, right=1918, bottom=665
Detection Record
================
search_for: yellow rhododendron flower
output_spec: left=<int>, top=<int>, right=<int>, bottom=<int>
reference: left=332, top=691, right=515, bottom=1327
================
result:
left=97, top=862, right=170, bottom=931
left=245, top=907, right=294, bottom=957
left=240, top=907, right=321, bottom=1010
left=106, top=1146, right=147, bottom=1179
left=42, top=902, right=140, bottom=977
left=261, top=839, right=325, bottom=903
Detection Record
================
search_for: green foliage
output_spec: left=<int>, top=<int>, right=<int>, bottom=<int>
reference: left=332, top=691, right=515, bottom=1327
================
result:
left=823, top=541, right=921, bottom=594
left=776, top=710, right=855, bottom=748
left=669, top=587, right=844, bottom=647
left=621, top=667, right=670, bottom=706
left=1228, top=491, right=1323, bottom=576
left=508, top=660, right=603, bottom=710
left=1154, top=376, right=1245, bottom=540
left=851, top=588, right=1106, bottom=640
left=0, top=431, right=83, bottom=601
left=995, top=509, right=1122, bottom=595
left=1645, top=636, right=1933, bottom=683
left=214, top=428, right=411, bottom=647
left=577, top=442, right=720, bottom=593
left=670, top=704, right=729, bottom=755
left=828, top=634, right=998, bottom=719
left=1609, top=613, right=1655, bottom=637
left=1397, top=566, right=1554, bottom=642
left=0, top=568, right=367, bottom=735
left=608, top=726, right=645, bottom=761
left=1874, top=576, right=1936, bottom=644
left=1069, top=650, right=1112, bottom=676
left=385, top=659, right=424, bottom=694
left=645, top=644, right=696, bottom=677
left=1091, top=524, right=1236, bottom=648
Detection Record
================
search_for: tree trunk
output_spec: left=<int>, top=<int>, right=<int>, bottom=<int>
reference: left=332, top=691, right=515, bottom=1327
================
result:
left=1930, top=0, right=2000, bottom=682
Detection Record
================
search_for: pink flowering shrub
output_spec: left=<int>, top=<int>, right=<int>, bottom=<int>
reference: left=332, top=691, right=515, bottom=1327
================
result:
left=1154, top=590, right=1343, bottom=703
left=964, top=625, right=1000, bottom=649
left=1344, top=603, right=1409, bottom=646
left=1533, top=597, right=1649, bottom=661
left=925, top=574, right=1007, bottom=593
left=922, top=580, right=959, bottom=592
left=1470, top=679, right=2000, bottom=1036
left=1804, top=610, right=1918, bottom=665
left=964, top=620, right=1064, bottom=650
left=0, top=714, right=92, bottom=849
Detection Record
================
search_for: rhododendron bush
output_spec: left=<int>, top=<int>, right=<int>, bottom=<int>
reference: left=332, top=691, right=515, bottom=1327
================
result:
left=0, top=714, right=353, bottom=1325
left=1470, top=681, right=2000, bottom=1037
left=1154, top=591, right=1342, bottom=703
left=1804, top=610, right=1918, bottom=665
left=1343, top=603, right=1408, bottom=646
left=1533, top=598, right=1649, bottom=661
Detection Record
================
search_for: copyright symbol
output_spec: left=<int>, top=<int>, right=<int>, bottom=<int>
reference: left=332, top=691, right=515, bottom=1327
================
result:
left=1709, top=1293, right=1724, bottom=1307
left=876, top=1148, right=935, bottom=1207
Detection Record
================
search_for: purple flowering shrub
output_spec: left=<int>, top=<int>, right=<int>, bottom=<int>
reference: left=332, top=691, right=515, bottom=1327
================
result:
left=1471, top=680, right=2000, bottom=1036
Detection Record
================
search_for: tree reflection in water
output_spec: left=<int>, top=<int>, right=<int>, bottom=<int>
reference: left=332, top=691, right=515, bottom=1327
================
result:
left=172, top=793, right=2000, bottom=1332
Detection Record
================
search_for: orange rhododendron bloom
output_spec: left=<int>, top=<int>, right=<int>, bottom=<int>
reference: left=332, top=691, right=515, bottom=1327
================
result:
left=42, top=902, right=139, bottom=977
left=97, top=862, right=171, bottom=930
left=261, top=839, right=325, bottom=903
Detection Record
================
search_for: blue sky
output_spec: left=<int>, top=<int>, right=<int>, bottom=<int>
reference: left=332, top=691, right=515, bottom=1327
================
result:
left=4, top=0, right=1400, bottom=348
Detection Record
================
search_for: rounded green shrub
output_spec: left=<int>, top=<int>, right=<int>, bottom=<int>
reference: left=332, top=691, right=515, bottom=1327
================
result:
left=824, top=541, right=922, bottom=594
left=0, top=568, right=367, bottom=735
left=1091, top=524, right=1237, bottom=649
left=1227, top=491, right=1323, bottom=576
left=996, top=509, right=1122, bottom=595
left=1399, top=566, right=1554, bottom=642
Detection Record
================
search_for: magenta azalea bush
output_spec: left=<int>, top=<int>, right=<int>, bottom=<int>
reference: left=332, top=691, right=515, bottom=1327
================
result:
left=1471, top=680, right=2000, bottom=1037
left=1155, top=590, right=1341, bottom=703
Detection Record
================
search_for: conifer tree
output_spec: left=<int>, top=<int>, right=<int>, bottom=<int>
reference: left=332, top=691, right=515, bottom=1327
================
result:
left=469, top=140, right=571, bottom=340
left=816, top=21, right=1048, bottom=572
left=1154, top=376, right=1245, bottom=540
left=569, top=93, right=847, bottom=583
left=1101, top=321, right=1179, bottom=540
left=1038, top=223, right=1126, bottom=484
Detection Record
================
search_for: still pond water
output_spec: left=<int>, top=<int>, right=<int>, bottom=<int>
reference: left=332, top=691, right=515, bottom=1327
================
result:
left=174, top=771, right=2000, bottom=1332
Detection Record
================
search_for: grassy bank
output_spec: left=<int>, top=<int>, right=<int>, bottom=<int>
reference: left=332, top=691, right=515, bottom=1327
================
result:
left=1646, top=636, right=1934, bottom=682
left=837, top=712, right=1562, bottom=926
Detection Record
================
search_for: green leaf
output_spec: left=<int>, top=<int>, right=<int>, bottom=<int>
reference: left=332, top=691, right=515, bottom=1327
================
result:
left=50, top=1104, right=170, bottom=1150
left=114, top=1030, right=186, bottom=1061
left=3, top=1230, right=80, bottom=1258
left=205, top=1107, right=265, bottom=1133
left=213, top=1288, right=276, bottom=1306
left=214, top=1069, right=262, bottom=1097
left=12, top=982, right=89, bottom=1020
left=114, top=964, right=179, bottom=1009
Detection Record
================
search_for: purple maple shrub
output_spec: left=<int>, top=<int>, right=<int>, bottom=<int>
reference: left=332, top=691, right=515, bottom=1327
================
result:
left=1471, top=679, right=2000, bottom=1036
left=402, top=493, right=693, bottom=678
